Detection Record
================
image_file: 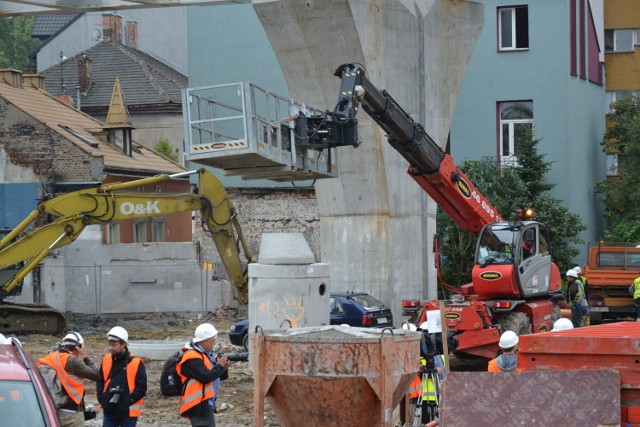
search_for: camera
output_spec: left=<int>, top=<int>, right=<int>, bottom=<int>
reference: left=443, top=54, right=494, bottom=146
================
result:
left=84, top=406, right=97, bottom=421
left=108, top=385, right=123, bottom=405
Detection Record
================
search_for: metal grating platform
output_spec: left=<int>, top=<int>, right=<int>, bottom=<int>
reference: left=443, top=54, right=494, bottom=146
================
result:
left=182, top=82, right=337, bottom=182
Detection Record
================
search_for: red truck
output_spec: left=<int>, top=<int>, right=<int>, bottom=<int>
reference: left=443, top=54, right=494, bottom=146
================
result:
left=326, top=64, right=563, bottom=358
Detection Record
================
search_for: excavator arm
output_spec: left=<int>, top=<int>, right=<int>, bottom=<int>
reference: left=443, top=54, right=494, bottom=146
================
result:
left=0, top=169, right=253, bottom=330
left=331, top=64, right=502, bottom=234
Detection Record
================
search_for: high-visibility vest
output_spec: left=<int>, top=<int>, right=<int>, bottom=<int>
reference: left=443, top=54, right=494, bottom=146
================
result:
left=37, top=351, right=84, bottom=405
left=100, top=354, right=144, bottom=417
left=634, top=277, right=640, bottom=300
left=408, top=375, right=422, bottom=399
left=571, top=280, right=585, bottom=304
left=176, top=349, right=215, bottom=417
left=421, top=355, right=445, bottom=402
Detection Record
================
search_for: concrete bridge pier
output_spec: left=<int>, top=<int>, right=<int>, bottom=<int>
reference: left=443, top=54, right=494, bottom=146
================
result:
left=253, top=0, right=484, bottom=324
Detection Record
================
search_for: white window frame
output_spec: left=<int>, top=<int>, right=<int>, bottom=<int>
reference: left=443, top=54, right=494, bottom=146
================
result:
left=499, top=101, right=533, bottom=166
left=605, top=29, right=636, bottom=53
left=606, top=153, right=619, bottom=177
left=606, top=91, right=633, bottom=114
left=151, top=217, right=165, bottom=242
left=133, top=219, right=147, bottom=243
left=500, top=120, right=533, bottom=166
left=498, top=6, right=528, bottom=51
left=106, top=222, right=120, bottom=244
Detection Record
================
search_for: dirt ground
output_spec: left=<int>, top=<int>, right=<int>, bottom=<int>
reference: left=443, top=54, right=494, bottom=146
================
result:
left=21, top=309, right=281, bottom=427
left=20, top=310, right=488, bottom=426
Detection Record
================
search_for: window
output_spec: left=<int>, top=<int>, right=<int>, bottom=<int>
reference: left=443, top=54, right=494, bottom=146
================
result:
left=106, top=223, right=120, bottom=244
left=499, top=101, right=533, bottom=165
left=329, top=297, right=344, bottom=315
left=152, top=217, right=165, bottom=242
left=605, top=29, right=635, bottom=52
left=498, top=6, right=529, bottom=51
left=133, top=220, right=147, bottom=243
left=606, top=153, right=618, bottom=177
left=606, top=91, right=633, bottom=114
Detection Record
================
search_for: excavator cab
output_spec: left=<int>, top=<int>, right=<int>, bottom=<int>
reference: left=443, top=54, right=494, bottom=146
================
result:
left=473, top=221, right=554, bottom=299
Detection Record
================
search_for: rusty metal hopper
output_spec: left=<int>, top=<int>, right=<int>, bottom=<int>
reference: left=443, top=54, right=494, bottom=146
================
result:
left=250, top=325, right=420, bottom=427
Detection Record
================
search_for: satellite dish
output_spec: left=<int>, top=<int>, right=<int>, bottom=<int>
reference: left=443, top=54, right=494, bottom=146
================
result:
left=92, top=29, right=101, bottom=41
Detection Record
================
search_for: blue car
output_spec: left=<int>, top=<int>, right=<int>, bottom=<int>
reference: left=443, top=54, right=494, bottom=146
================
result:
left=228, top=292, right=393, bottom=351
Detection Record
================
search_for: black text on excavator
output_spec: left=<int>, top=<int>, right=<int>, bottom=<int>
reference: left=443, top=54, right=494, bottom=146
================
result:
left=0, top=169, right=253, bottom=334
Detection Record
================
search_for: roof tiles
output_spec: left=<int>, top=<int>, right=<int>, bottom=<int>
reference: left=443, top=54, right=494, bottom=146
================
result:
left=0, top=79, right=184, bottom=176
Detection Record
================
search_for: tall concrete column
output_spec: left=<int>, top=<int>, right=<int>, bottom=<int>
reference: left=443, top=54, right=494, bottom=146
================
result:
left=253, top=0, right=483, bottom=324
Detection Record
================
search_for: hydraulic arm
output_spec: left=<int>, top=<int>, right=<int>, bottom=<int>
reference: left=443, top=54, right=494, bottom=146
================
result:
left=0, top=169, right=254, bottom=310
left=332, top=64, right=502, bottom=234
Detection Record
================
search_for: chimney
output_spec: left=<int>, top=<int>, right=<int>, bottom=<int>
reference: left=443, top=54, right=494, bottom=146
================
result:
left=0, top=69, right=23, bottom=88
left=77, top=54, right=92, bottom=93
left=126, top=21, right=138, bottom=49
left=102, top=13, right=123, bottom=42
left=23, top=73, right=45, bottom=90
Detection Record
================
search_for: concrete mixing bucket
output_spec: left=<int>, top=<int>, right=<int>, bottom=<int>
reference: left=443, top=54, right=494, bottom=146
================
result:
left=250, top=325, right=420, bottom=427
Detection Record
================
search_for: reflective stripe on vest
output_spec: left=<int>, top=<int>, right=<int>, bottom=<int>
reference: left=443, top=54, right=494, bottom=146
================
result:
left=100, top=354, right=145, bottom=417
left=408, top=375, right=422, bottom=399
left=421, top=355, right=445, bottom=402
left=37, top=351, right=84, bottom=405
left=176, top=349, right=215, bottom=416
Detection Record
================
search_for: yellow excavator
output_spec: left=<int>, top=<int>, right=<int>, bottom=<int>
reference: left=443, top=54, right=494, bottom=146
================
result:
left=0, top=169, right=253, bottom=334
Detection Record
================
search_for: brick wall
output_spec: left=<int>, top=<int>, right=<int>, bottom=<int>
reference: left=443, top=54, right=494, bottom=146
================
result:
left=0, top=99, right=102, bottom=190
left=194, top=187, right=320, bottom=273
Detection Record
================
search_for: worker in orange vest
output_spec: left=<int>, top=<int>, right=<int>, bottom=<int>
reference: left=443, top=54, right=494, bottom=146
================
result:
left=38, top=331, right=99, bottom=427
left=97, top=326, right=147, bottom=427
left=177, top=323, right=232, bottom=427
left=488, top=330, right=520, bottom=372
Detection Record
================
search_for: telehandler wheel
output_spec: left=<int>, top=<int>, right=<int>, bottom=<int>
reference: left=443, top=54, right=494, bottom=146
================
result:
left=498, top=311, right=532, bottom=337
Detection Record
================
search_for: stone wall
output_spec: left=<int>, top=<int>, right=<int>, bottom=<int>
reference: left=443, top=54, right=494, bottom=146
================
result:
left=194, top=186, right=320, bottom=271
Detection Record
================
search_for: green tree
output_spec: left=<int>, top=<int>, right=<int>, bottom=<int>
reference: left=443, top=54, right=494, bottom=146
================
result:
left=437, top=134, right=586, bottom=288
left=598, top=95, right=640, bottom=241
left=154, top=138, right=179, bottom=163
left=0, top=17, right=38, bottom=71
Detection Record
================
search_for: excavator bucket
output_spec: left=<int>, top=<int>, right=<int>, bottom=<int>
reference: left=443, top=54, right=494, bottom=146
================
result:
left=439, top=370, right=620, bottom=427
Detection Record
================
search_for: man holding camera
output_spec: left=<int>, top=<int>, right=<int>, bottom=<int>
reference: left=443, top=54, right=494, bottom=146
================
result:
left=177, top=322, right=231, bottom=427
left=38, top=331, right=99, bottom=427
left=97, top=326, right=147, bottom=427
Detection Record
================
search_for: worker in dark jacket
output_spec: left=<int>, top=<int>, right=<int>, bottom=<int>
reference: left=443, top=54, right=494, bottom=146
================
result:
left=566, top=269, right=588, bottom=327
left=38, top=331, right=99, bottom=427
left=97, top=326, right=147, bottom=427
left=177, top=323, right=231, bottom=427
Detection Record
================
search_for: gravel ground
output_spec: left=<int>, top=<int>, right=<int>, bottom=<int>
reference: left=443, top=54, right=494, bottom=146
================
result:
left=19, top=310, right=488, bottom=426
left=21, top=309, right=280, bottom=427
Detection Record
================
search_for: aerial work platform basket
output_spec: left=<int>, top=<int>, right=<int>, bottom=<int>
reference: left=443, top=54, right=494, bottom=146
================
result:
left=182, top=82, right=338, bottom=182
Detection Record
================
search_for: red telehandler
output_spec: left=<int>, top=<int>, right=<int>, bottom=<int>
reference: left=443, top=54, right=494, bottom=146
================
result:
left=321, top=64, right=564, bottom=358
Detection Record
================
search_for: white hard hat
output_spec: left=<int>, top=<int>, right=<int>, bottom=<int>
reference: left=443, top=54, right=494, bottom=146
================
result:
left=573, top=266, right=582, bottom=274
left=402, top=323, right=417, bottom=332
left=419, top=322, right=429, bottom=332
left=107, top=326, right=128, bottom=343
left=498, top=330, right=519, bottom=349
left=552, top=318, right=574, bottom=331
left=61, top=331, right=84, bottom=347
left=194, top=323, right=218, bottom=342
left=566, top=269, right=578, bottom=278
